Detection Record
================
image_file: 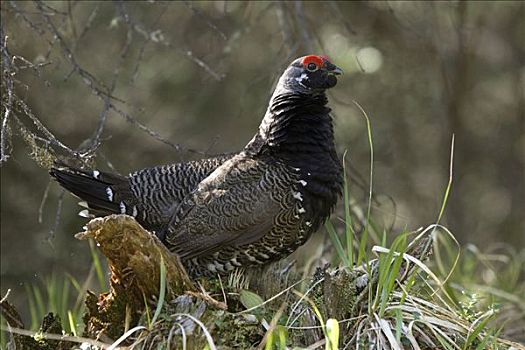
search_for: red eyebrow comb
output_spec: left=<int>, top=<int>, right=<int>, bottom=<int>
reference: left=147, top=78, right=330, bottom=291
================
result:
left=301, top=55, right=325, bottom=67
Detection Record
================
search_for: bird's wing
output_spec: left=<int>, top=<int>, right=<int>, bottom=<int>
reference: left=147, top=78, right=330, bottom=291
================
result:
left=128, top=154, right=232, bottom=229
left=165, top=154, right=297, bottom=260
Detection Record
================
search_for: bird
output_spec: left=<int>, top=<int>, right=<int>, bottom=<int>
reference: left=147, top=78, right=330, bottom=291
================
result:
left=50, top=55, right=344, bottom=277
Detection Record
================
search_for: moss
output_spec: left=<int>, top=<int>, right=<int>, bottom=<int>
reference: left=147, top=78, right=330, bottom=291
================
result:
left=83, top=286, right=140, bottom=341
left=322, top=268, right=361, bottom=320
left=214, top=312, right=264, bottom=348
left=18, top=123, right=56, bottom=170
left=25, top=313, right=73, bottom=350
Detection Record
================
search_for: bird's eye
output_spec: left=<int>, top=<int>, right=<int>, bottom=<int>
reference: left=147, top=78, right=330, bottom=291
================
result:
left=306, top=62, right=318, bottom=71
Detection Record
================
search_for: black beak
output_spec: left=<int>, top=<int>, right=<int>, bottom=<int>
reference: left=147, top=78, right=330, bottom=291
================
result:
left=330, top=66, right=343, bottom=75
left=324, top=61, right=343, bottom=75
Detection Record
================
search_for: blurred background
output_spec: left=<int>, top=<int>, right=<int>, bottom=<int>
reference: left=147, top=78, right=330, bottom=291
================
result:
left=1, top=1, right=524, bottom=322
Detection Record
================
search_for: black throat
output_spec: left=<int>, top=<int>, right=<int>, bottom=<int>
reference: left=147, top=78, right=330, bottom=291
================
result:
left=245, top=91, right=343, bottom=227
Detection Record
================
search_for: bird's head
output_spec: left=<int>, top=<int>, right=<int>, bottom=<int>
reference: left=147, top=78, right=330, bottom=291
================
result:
left=277, top=55, right=343, bottom=94
left=247, top=55, right=342, bottom=152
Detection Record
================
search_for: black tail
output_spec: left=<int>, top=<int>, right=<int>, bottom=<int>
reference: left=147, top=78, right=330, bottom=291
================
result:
left=50, top=163, right=133, bottom=217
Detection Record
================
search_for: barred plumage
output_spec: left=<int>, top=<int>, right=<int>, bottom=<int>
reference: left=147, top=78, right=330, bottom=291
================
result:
left=51, top=155, right=231, bottom=235
left=51, top=55, right=344, bottom=277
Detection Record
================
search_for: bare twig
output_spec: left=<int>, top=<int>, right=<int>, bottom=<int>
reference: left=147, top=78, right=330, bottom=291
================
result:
left=117, top=1, right=224, bottom=81
left=34, top=0, right=118, bottom=99
left=0, top=27, right=14, bottom=163
left=38, top=181, right=52, bottom=224
left=108, top=102, right=204, bottom=155
left=275, top=3, right=296, bottom=56
left=8, top=1, right=51, bottom=37
left=294, top=1, right=313, bottom=53
left=84, top=5, right=134, bottom=154
left=130, top=35, right=149, bottom=84
left=19, top=98, right=77, bottom=155
left=68, top=1, right=78, bottom=36
left=46, top=189, right=65, bottom=244
left=183, top=0, right=228, bottom=41
left=326, top=1, right=357, bottom=35
left=0, top=326, right=111, bottom=349
left=30, top=0, right=205, bottom=157
left=72, top=3, right=100, bottom=53
left=37, top=1, right=68, bottom=16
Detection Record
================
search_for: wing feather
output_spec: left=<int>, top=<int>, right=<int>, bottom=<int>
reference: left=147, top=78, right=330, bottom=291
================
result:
left=165, top=154, right=294, bottom=260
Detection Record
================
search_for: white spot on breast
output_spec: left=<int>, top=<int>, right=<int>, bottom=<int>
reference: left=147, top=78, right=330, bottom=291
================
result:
left=119, top=202, right=126, bottom=214
left=298, top=207, right=306, bottom=214
left=294, top=167, right=301, bottom=172
left=306, top=221, right=312, bottom=227
left=298, top=180, right=307, bottom=186
left=294, top=215, right=300, bottom=219
left=78, top=209, right=90, bottom=218
left=258, top=252, right=270, bottom=259
left=307, top=172, right=311, bottom=176
left=292, top=191, right=303, bottom=201
left=106, top=187, right=113, bottom=202
left=230, top=257, right=242, bottom=267
left=132, top=206, right=138, bottom=217
left=214, top=262, right=225, bottom=272
left=93, top=170, right=100, bottom=179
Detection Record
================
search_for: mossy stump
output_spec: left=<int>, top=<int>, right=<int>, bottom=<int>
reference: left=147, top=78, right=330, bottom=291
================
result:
left=76, top=215, right=197, bottom=340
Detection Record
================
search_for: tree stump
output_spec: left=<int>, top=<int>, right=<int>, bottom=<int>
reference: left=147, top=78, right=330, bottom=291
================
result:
left=76, top=215, right=197, bottom=340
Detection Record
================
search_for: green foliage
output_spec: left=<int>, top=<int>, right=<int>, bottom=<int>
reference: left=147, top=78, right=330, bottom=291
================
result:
left=88, top=238, right=108, bottom=292
left=240, top=290, right=265, bottom=311
left=265, top=325, right=287, bottom=350
left=150, top=257, right=167, bottom=327
left=373, top=232, right=407, bottom=317
left=24, top=272, right=84, bottom=335
left=322, top=115, right=521, bottom=349
left=325, top=318, right=339, bottom=350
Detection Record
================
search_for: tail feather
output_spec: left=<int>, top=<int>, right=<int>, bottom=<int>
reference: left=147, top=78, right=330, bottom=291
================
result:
left=50, top=164, right=133, bottom=217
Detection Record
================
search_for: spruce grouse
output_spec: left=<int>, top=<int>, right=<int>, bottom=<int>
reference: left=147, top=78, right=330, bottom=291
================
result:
left=51, top=55, right=344, bottom=277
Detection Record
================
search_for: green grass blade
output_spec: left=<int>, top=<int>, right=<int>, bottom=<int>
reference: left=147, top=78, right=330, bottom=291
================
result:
left=151, top=257, right=167, bottom=326
left=433, top=135, right=455, bottom=278
left=342, top=153, right=354, bottom=267
left=61, top=277, right=71, bottom=323
left=325, top=318, right=340, bottom=350
left=463, top=310, right=495, bottom=350
left=379, top=236, right=406, bottom=317
left=143, top=292, right=151, bottom=327
left=353, top=101, right=374, bottom=267
left=325, top=220, right=350, bottom=267
left=25, top=285, right=39, bottom=330
left=46, top=274, right=57, bottom=316
left=32, top=285, right=45, bottom=322
left=89, top=238, right=107, bottom=291
left=67, top=310, right=77, bottom=336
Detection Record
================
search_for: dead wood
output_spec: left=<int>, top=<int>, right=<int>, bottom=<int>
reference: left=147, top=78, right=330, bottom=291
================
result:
left=75, top=214, right=197, bottom=340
